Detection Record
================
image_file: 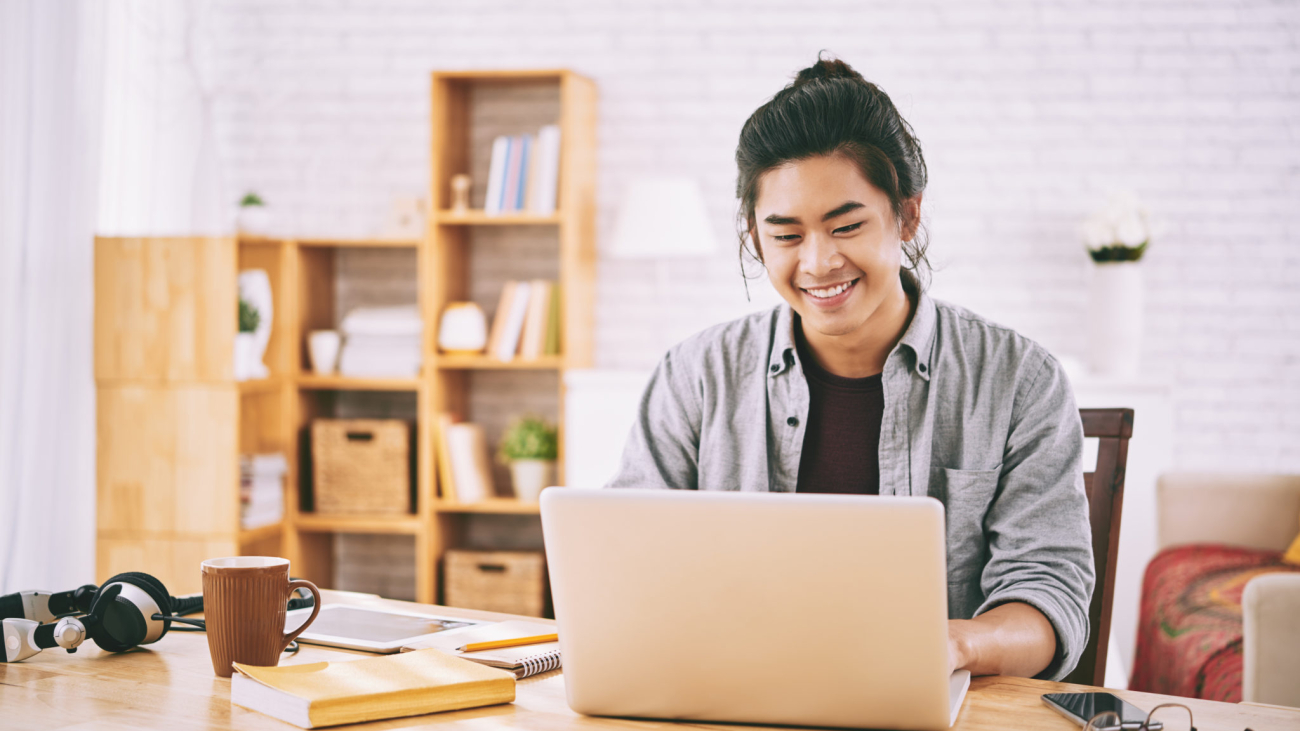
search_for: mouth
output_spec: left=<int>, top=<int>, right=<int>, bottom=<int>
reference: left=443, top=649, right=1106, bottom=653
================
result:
left=800, top=278, right=859, bottom=307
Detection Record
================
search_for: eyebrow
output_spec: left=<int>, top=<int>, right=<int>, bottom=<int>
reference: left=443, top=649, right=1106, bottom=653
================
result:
left=762, top=201, right=865, bottom=226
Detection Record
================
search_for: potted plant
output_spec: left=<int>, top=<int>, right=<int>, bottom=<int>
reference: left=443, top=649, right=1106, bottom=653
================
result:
left=236, top=191, right=272, bottom=235
left=1081, top=192, right=1153, bottom=378
left=235, top=296, right=261, bottom=381
left=498, top=416, right=558, bottom=502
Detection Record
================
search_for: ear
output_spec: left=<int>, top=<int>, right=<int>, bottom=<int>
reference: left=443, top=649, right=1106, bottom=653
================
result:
left=899, top=194, right=923, bottom=243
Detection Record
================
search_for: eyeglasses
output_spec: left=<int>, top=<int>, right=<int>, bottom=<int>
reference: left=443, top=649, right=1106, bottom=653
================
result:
left=1085, top=703, right=1196, bottom=731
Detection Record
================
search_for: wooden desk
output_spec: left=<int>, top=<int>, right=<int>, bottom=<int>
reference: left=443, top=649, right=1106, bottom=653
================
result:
left=2, top=591, right=1296, bottom=731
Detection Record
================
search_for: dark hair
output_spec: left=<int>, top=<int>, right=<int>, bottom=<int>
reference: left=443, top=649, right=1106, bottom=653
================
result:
left=735, top=54, right=930, bottom=291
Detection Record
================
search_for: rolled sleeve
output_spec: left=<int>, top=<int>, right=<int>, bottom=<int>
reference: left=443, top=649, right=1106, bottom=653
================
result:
left=604, top=349, right=702, bottom=490
left=975, top=352, right=1095, bottom=681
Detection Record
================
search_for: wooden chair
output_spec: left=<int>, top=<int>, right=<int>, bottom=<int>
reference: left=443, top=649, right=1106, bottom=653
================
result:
left=1063, top=408, right=1134, bottom=686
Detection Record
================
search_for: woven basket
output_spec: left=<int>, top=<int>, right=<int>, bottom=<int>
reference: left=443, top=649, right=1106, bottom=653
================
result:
left=444, top=550, right=547, bottom=617
left=311, top=419, right=412, bottom=514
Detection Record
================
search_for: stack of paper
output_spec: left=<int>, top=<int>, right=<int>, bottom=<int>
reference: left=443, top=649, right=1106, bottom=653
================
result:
left=231, top=649, right=515, bottom=728
left=484, top=125, right=562, bottom=216
left=240, top=453, right=286, bottom=529
left=337, top=306, right=422, bottom=377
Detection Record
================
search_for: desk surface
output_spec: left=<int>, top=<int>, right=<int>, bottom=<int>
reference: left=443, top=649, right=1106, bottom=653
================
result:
left=2, top=591, right=1296, bottom=731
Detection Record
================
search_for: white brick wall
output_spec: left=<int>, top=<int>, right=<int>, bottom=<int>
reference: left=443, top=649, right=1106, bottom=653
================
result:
left=200, top=0, right=1300, bottom=474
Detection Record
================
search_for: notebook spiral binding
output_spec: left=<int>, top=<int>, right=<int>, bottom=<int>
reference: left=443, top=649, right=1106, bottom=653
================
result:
left=518, top=650, right=562, bottom=678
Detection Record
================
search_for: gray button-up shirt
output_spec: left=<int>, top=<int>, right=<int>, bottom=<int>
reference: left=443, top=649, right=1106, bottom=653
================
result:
left=606, top=292, right=1095, bottom=681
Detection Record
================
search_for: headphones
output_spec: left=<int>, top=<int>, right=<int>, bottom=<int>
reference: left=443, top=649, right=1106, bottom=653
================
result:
left=1, top=572, right=315, bottom=663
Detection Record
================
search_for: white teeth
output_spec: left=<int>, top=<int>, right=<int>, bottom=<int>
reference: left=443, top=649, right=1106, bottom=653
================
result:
left=807, top=281, right=851, bottom=299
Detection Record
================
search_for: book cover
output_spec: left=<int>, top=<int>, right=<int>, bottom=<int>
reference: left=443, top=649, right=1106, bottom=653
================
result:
left=519, top=279, right=551, bottom=360
left=485, top=281, right=517, bottom=358
left=484, top=136, right=509, bottom=216
left=436, top=413, right=458, bottom=503
left=493, top=280, right=531, bottom=361
left=514, top=135, right=531, bottom=211
left=532, top=125, right=561, bottom=214
left=444, top=423, right=494, bottom=503
left=543, top=283, right=561, bottom=356
left=231, top=649, right=515, bottom=728
left=501, top=135, right=523, bottom=213
left=523, top=133, right=541, bottom=213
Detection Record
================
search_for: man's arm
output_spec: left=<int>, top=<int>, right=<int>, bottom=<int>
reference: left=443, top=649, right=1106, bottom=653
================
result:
left=604, top=349, right=702, bottom=490
left=948, top=602, right=1057, bottom=677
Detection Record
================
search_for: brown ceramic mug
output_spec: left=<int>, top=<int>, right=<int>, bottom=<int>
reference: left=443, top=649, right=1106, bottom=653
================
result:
left=200, top=556, right=321, bottom=678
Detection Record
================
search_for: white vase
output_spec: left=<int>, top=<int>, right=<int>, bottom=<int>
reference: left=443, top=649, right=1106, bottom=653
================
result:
left=237, top=206, right=273, bottom=235
left=233, top=332, right=258, bottom=381
left=1087, top=261, right=1144, bottom=378
left=510, top=460, right=555, bottom=502
left=238, top=269, right=273, bottom=379
left=438, top=302, right=488, bottom=354
left=308, top=330, right=342, bottom=374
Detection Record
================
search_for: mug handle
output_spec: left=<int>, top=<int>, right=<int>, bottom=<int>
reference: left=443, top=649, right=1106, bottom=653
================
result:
left=281, top=579, right=322, bottom=650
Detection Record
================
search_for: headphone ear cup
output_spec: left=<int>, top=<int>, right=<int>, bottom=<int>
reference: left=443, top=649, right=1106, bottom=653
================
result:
left=91, top=572, right=174, bottom=652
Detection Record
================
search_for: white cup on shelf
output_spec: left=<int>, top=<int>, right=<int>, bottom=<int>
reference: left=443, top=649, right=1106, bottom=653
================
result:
left=308, top=330, right=342, bottom=374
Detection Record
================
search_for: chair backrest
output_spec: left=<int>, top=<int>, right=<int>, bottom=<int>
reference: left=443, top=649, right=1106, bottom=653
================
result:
left=1063, top=408, right=1134, bottom=687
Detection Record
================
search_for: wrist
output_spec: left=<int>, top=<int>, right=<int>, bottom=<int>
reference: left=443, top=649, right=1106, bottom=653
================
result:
left=949, top=619, right=979, bottom=673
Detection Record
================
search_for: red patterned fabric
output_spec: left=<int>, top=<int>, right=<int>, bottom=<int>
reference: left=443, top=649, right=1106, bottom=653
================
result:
left=1130, top=544, right=1300, bottom=701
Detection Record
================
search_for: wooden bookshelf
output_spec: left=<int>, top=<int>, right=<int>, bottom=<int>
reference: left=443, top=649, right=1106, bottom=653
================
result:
left=92, top=69, right=596, bottom=606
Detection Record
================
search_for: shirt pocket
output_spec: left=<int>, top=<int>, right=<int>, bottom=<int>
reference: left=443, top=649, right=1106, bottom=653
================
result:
left=932, top=466, right=1001, bottom=584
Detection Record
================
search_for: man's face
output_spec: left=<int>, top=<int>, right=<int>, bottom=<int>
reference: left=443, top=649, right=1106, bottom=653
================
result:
left=752, top=154, right=912, bottom=340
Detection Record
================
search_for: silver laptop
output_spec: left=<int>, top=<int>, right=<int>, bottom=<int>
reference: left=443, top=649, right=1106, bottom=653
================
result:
left=540, top=488, right=970, bottom=731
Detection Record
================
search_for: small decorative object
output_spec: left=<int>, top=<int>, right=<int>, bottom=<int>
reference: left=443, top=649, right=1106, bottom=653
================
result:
left=382, top=196, right=427, bottom=239
left=498, top=416, right=558, bottom=502
left=450, top=174, right=471, bottom=213
left=236, top=191, right=273, bottom=235
left=1081, top=192, right=1153, bottom=379
left=437, top=302, right=488, bottom=354
left=235, top=270, right=273, bottom=381
left=308, top=330, right=342, bottom=374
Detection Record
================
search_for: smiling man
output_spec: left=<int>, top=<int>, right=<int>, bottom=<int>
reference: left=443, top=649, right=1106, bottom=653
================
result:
left=606, top=57, right=1094, bottom=683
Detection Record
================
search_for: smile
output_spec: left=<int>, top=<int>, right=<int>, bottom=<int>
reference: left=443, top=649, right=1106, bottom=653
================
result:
left=801, top=279, right=859, bottom=300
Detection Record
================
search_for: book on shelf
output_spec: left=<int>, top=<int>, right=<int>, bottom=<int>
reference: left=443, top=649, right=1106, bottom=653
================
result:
left=518, top=279, right=551, bottom=360
left=485, top=279, right=561, bottom=362
left=231, top=649, right=515, bottom=729
left=492, top=280, right=532, bottom=361
left=437, top=413, right=494, bottom=504
left=482, top=126, right=561, bottom=217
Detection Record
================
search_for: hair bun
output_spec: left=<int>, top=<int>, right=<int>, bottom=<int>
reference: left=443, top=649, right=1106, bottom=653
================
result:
left=792, top=54, right=867, bottom=87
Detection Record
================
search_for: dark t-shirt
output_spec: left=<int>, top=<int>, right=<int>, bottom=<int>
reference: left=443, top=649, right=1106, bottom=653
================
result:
left=793, top=322, right=885, bottom=495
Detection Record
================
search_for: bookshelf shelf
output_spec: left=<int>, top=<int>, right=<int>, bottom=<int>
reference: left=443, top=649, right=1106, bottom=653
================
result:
left=238, top=378, right=284, bottom=394
left=297, top=374, right=422, bottom=391
left=296, top=237, right=421, bottom=249
left=432, top=355, right=563, bottom=370
left=296, top=514, right=424, bottom=535
left=434, top=499, right=542, bottom=515
left=434, top=210, right=562, bottom=226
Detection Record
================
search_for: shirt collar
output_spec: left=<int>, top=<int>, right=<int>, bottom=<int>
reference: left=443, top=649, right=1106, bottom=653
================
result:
left=768, top=281, right=937, bottom=382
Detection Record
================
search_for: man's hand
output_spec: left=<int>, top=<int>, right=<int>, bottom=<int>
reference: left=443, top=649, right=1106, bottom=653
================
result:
left=945, top=602, right=1057, bottom=678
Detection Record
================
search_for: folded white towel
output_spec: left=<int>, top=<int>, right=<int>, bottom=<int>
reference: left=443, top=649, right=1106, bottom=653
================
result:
left=340, top=306, right=422, bottom=337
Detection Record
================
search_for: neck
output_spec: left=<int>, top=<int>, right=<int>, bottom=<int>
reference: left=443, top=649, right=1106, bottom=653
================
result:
left=801, top=284, right=915, bottom=379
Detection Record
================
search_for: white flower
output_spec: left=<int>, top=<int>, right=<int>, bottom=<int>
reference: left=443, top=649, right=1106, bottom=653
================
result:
left=1081, top=216, right=1114, bottom=249
left=1114, top=211, right=1148, bottom=247
left=1083, top=191, right=1152, bottom=249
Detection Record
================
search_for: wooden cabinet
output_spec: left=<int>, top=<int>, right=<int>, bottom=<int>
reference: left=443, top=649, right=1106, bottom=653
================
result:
left=93, top=69, right=596, bottom=604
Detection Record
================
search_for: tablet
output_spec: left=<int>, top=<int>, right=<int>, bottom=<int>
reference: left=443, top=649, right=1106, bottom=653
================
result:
left=287, top=605, right=484, bottom=653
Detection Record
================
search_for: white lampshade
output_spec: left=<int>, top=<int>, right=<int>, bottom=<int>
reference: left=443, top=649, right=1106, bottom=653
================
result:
left=608, top=176, right=718, bottom=259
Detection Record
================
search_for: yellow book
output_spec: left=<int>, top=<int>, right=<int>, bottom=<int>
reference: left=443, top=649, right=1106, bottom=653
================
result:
left=231, top=649, right=515, bottom=728
left=436, top=412, right=459, bottom=503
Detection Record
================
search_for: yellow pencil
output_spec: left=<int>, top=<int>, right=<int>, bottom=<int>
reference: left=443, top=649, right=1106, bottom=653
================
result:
left=457, top=633, right=559, bottom=653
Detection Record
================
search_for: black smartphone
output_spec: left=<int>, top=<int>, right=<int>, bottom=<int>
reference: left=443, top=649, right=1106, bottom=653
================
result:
left=1042, top=692, right=1160, bottom=731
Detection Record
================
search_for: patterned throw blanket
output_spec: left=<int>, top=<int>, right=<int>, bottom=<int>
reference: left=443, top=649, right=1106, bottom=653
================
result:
left=1129, top=545, right=1300, bottom=701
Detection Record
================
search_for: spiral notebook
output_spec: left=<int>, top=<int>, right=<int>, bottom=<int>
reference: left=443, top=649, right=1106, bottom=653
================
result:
left=400, top=620, right=561, bottom=679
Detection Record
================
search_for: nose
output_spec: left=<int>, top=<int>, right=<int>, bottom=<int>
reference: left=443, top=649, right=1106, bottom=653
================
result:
left=799, top=231, right=846, bottom=278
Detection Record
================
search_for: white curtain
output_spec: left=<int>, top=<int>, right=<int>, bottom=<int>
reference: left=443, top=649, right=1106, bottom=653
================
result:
left=0, top=0, right=106, bottom=593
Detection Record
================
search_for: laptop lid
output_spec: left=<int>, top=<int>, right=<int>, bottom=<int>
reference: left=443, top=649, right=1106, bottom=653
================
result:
left=541, top=488, right=960, bottom=731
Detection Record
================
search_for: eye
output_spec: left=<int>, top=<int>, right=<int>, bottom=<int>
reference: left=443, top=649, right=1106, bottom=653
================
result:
left=772, top=233, right=801, bottom=243
left=834, top=222, right=862, bottom=235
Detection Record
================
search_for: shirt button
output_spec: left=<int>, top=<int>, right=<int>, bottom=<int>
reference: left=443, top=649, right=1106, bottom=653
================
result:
left=918, top=363, right=928, bottom=373
left=786, top=416, right=799, bottom=427
left=770, top=364, right=779, bottom=373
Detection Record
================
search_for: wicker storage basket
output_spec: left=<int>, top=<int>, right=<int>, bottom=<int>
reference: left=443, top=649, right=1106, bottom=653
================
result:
left=311, top=419, right=413, bottom=514
left=444, top=550, right=547, bottom=617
